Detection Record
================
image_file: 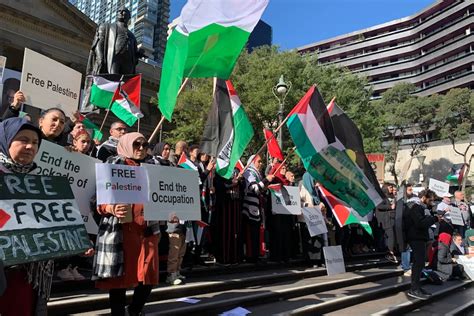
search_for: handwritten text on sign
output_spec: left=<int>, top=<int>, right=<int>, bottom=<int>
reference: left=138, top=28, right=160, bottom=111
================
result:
left=323, top=245, right=346, bottom=276
left=0, top=174, right=90, bottom=266
left=34, top=141, right=99, bottom=234
left=302, top=207, right=328, bottom=237
left=271, top=186, right=302, bottom=215
left=96, top=164, right=149, bottom=205
left=144, top=164, right=200, bottom=221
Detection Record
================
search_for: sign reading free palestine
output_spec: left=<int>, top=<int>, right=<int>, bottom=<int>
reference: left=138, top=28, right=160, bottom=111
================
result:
left=0, top=174, right=90, bottom=266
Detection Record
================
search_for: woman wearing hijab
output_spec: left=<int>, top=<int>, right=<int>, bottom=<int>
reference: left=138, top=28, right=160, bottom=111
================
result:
left=437, top=232, right=465, bottom=280
left=93, top=132, right=160, bottom=316
left=242, top=154, right=274, bottom=263
left=299, top=172, right=329, bottom=267
left=267, top=163, right=294, bottom=263
left=152, top=142, right=174, bottom=166
left=0, top=117, right=54, bottom=316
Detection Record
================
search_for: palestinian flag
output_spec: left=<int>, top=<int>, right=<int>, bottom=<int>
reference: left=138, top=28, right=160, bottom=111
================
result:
left=327, top=98, right=385, bottom=201
left=89, top=75, right=120, bottom=109
left=319, top=186, right=372, bottom=236
left=264, top=128, right=284, bottom=161
left=286, top=86, right=381, bottom=216
left=77, top=114, right=103, bottom=142
left=268, top=183, right=291, bottom=206
left=200, top=79, right=254, bottom=179
left=110, top=75, right=143, bottom=127
left=195, top=220, right=209, bottom=246
left=178, top=152, right=198, bottom=171
left=158, top=0, right=269, bottom=121
left=235, top=160, right=244, bottom=173
left=446, top=163, right=465, bottom=185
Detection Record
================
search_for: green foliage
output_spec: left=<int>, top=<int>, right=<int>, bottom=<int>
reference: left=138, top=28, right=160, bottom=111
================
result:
left=436, top=88, right=473, bottom=143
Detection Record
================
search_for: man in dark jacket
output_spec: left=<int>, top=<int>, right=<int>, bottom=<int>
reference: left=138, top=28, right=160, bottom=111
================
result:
left=96, top=121, right=127, bottom=161
left=403, top=189, right=439, bottom=300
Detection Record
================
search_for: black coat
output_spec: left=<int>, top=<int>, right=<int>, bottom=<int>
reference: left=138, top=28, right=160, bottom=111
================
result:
left=403, top=202, right=438, bottom=242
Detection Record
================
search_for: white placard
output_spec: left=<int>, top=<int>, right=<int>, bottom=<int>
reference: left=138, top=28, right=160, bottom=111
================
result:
left=0, top=56, right=6, bottom=82
left=271, top=186, right=302, bottom=215
left=449, top=206, right=465, bottom=226
left=144, top=164, right=201, bottom=220
left=20, top=48, right=81, bottom=114
left=96, top=164, right=149, bottom=205
left=428, top=178, right=450, bottom=198
left=323, top=246, right=346, bottom=275
left=471, top=205, right=474, bottom=215
left=456, top=255, right=474, bottom=280
left=33, top=141, right=99, bottom=234
left=302, top=206, right=328, bottom=237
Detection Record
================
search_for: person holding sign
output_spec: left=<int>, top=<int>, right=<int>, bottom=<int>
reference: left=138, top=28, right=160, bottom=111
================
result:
left=0, top=117, right=51, bottom=315
left=242, top=154, right=274, bottom=263
left=93, top=132, right=160, bottom=316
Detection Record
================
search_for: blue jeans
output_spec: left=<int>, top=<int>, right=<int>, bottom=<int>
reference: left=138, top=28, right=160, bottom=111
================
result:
left=401, top=248, right=411, bottom=271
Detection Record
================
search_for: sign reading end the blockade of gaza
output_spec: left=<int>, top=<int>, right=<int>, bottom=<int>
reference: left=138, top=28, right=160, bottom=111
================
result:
left=0, top=174, right=91, bottom=266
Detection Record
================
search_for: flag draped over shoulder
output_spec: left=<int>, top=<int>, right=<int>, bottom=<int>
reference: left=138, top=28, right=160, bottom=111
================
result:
left=158, top=0, right=269, bottom=121
left=319, top=186, right=372, bottom=236
left=89, top=75, right=143, bottom=127
left=264, top=129, right=284, bottom=161
left=200, top=79, right=254, bottom=179
left=286, top=86, right=382, bottom=216
left=327, top=98, right=385, bottom=201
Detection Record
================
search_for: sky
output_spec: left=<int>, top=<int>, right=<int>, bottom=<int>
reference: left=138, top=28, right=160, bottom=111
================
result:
left=170, top=0, right=435, bottom=50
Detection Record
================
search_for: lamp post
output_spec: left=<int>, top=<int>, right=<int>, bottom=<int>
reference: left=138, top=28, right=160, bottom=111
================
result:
left=272, top=75, right=291, bottom=147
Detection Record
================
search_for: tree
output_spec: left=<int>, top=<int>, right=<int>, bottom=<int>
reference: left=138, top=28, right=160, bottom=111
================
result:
left=379, top=83, right=439, bottom=185
left=435, top=88, right=474, bottom=191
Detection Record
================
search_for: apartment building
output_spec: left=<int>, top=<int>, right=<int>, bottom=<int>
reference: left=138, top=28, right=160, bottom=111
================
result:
left=298, top=0, right=474, bottom=97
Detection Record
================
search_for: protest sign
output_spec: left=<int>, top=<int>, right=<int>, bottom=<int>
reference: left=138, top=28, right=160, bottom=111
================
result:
left=33, top=141, right=99, bottom=234
left=367, top=153, right=385, bottom=183
left=456, top=256, right=474, bottom=280
left=96, top=164, right=149, bottom=205
left=144, top=164, right=201, bottom=220
left=0, top=174, right=90, bottom=266
left=323, top=245, right=345, bottom=275
left=428, top=178, right=450, bottom=198
left=271, top=186, right=302, bottom=215
left=302, top=206, right=328, bottom=237
left=449, top=207, right=465, bottom=226
left=20, top=48, right=81, bottom=114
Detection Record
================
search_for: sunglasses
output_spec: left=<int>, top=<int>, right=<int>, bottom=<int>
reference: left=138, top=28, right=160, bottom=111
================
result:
left=133, top=141, right=149, bottom=149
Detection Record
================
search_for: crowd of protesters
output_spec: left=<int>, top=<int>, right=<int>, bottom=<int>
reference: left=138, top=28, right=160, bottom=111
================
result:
left=0, top=90, right=473, bottom=315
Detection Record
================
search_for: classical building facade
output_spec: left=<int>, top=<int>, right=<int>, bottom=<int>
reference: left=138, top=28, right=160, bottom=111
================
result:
left=71, top=0, right=170, bottom=64
left=0, top=0, right=162, bottom=137
left=298, top=0, right=474, bottom=97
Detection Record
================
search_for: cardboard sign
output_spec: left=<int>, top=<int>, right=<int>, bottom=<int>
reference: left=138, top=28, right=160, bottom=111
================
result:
left=323, top=245, right=346, bottom=275
left=428, top=178, right=450, bottom=198
left=271, top=186, right=302, bottom=215
left=449, top=207, right=465, bottom=226
left=302, top=206, right=328, bottom=237
left=20, top=48, right=81, bottom=114
left=457, top=255, right=474, bottom=280
left=96, top=164, right=149, bottom=205
left=144, top=164, right=201, bottom=220
left=33, top=141, right=99, bottom=234
left=0, top=174, right=90, bottom=266
left=367, top=153, right=385, bottom=182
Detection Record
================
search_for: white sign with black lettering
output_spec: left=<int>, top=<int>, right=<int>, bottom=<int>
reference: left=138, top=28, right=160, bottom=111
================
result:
left=302, top=206, right=328, bottom=237
left=323, top=246, right=345, bottom=275
left=144, top=164, right=201, bottom=220
left=456, top=256, right=474, bottom=280
left=449, top=207, right=465, bottom=226
left=428, top=178, right=450, bottom=198
left=96, top=164, right=149, bottom=205
left=20, top=48, right=81, bottom=113
left=33, top=141, right=99, bottom=234
left=271, top=186, right=302, bottom=215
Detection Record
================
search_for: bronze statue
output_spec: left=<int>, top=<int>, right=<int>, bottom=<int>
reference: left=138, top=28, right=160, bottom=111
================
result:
left=86, top=7, right=145, bottom=75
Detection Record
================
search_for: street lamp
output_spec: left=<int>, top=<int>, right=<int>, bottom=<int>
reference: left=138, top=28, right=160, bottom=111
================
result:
left=272, top=75, right=292, bottom=147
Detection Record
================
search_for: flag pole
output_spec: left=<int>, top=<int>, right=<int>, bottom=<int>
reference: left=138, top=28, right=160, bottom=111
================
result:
left=271, top=147, right=296, bottom=176
left=137, top=118, right=140, bottom=133
left=148, top=77, right=189, bottom=143
left=99, top=75, right=124, bottom=133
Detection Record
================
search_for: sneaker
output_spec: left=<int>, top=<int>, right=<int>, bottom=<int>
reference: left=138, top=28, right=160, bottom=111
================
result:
left=57, top=266, right=75, bottom=281
left=407, top=289, right=430, bottom=300
left=385, top=253, right=398, bottom=264
left=166, top=272, right=183, bottom=285
left=71, top=266, right=86, bottom=281
left=403, top=270, right=412, bottom=277
left=176, top=272, right=186, bottom=280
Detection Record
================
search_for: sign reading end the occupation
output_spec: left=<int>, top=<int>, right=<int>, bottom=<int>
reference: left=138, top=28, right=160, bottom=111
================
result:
left=144, top=164, right=201, bottom=221
left=0, top=174, right=90, bottom=266
left=96, top=163, right=149, bottom=205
